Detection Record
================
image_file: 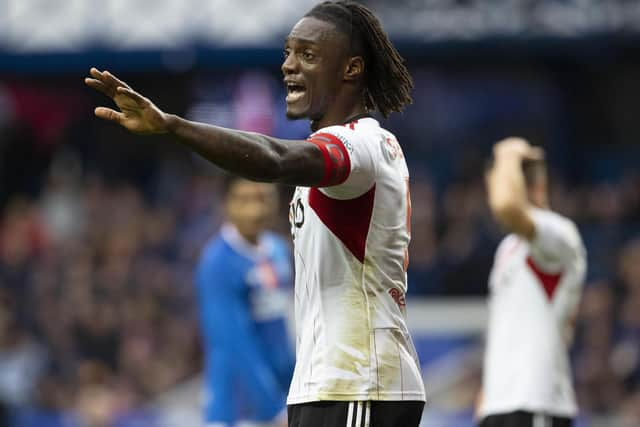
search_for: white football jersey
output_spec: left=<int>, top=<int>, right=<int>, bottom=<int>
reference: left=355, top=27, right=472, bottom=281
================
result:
left=480, top=208, right=586, bottom=418
left=286, top=117, right=426, bottom=404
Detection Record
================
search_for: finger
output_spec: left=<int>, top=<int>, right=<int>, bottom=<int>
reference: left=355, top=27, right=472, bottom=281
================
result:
left=89, top=68, right=119, bottom=95
left=117, top=87, right=146, bottom=104
left=90, top=67, right=104, bottom=80
left=507, top=138, right=529, bottom=150
left=84, top=78, right=110, bottom=96
left=95, top=107, right=124, bottom=124
left=511, top=137, right=529, bottom=145
left=494, top=137, right=529, bottom=156
left=526, top=146, right=545, bottom=160
left=498, top=137, right=527, bottom=146
left=103, top=70, right=131, bottom=89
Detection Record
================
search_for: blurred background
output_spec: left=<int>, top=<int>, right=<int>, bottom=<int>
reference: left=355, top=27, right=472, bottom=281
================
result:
left=0, top=0, right=639, bottom=426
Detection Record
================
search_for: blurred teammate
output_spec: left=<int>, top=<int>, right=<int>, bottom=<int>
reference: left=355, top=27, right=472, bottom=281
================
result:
left=479, top=138, right=587, bottom=427
left=85, top=1, right=425, bottom=425
left=196, top=177, right=293, bottom=427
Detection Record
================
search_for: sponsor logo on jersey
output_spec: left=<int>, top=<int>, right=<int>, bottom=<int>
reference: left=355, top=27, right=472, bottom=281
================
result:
left=388, top=288, right=406, bottom=308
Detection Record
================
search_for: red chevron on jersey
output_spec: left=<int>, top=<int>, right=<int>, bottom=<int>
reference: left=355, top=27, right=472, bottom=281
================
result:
left=526, top=256, right=563, bottom=300
left=308, top=185, right=375, bottom=263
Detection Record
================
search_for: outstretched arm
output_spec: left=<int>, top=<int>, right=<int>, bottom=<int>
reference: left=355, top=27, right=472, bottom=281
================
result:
left=84, top=68, right=325, bottom=186
left=165, top=115, right=325, bottom=185
left=486, top=137, right=543, bottom=239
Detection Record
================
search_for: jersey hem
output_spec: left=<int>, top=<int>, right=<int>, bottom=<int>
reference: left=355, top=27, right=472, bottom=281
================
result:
left=287, top=391, right=426, bottom=405
left=479, top=402, right=577, bottom=419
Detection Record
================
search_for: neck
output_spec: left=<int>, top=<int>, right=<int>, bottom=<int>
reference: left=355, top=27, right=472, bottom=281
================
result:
left=224, top=222, right=260, bottom=246
left=238, top=230, right=259, bottom=245
left=310, top=94, right=367, bottom=132
left=221, top=223, right=265, bottom=260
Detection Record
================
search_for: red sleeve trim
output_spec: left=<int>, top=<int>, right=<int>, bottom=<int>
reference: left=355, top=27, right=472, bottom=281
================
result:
left=307, top=132, right=351, bottom=187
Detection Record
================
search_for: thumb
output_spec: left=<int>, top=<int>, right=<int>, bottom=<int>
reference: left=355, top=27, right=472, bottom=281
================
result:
left=95, top=107, right=124, bottom=124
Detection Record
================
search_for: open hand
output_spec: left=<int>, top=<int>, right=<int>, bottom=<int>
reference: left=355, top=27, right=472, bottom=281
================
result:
left=84, top=68, right=169, bottom=134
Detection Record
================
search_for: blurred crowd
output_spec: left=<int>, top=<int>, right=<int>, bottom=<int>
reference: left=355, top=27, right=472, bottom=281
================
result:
left=0, top=166, right=210, bottom=426
left=0, top=64, right=639, bottom=425
left=574, top=239, right=640, bottom=424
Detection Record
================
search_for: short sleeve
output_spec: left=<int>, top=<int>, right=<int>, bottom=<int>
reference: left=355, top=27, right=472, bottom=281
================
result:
left=307, top=125, right=376, bottom=200
left=529, top=209, right=584, bottom=273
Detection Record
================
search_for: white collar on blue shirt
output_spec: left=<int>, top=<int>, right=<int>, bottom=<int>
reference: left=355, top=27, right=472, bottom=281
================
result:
left=220, top=222, right=270, bottom=261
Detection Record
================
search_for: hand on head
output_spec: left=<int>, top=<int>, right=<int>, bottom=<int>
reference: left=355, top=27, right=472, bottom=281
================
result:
left=493, top=137, right=545, bottom=161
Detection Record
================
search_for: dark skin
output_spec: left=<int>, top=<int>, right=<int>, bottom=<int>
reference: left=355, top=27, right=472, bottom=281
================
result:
left=84, top=17, right=367, bottom=186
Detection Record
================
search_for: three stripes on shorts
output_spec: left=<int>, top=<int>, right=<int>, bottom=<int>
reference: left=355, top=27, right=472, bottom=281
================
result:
left=346, top=401, right=371, bottom=427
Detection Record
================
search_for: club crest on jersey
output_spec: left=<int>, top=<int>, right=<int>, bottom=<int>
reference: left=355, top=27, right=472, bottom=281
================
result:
left=380, top=136, right=403, bottom=162
left=246, top=261, right=279, bottom=289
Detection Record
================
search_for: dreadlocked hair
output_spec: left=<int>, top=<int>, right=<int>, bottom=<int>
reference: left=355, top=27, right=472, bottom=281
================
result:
left=305, top=1, right=413, bottom=118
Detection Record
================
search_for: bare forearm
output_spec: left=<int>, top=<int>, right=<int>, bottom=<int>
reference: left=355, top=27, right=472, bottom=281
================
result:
left=488, top=154, right=528, bottom=212
left=488, top=154, right=534, bottom=237
left=165, top=114, right=320, bottom=185
left=166, top=114, right=281, bottom=181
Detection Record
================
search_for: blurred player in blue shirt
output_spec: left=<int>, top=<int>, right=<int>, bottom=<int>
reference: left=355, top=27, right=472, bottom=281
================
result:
left=196, top=177, right=294, bottom=427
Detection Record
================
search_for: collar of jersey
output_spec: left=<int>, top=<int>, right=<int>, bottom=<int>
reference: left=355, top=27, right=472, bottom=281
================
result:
left=342, top=113, right=374, bottom=124
left=221, top=223, right=268, bottom=260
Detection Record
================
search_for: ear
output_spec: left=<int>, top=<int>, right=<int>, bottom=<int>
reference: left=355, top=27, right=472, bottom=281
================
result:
left=344, top=56, right=364, bottom=82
